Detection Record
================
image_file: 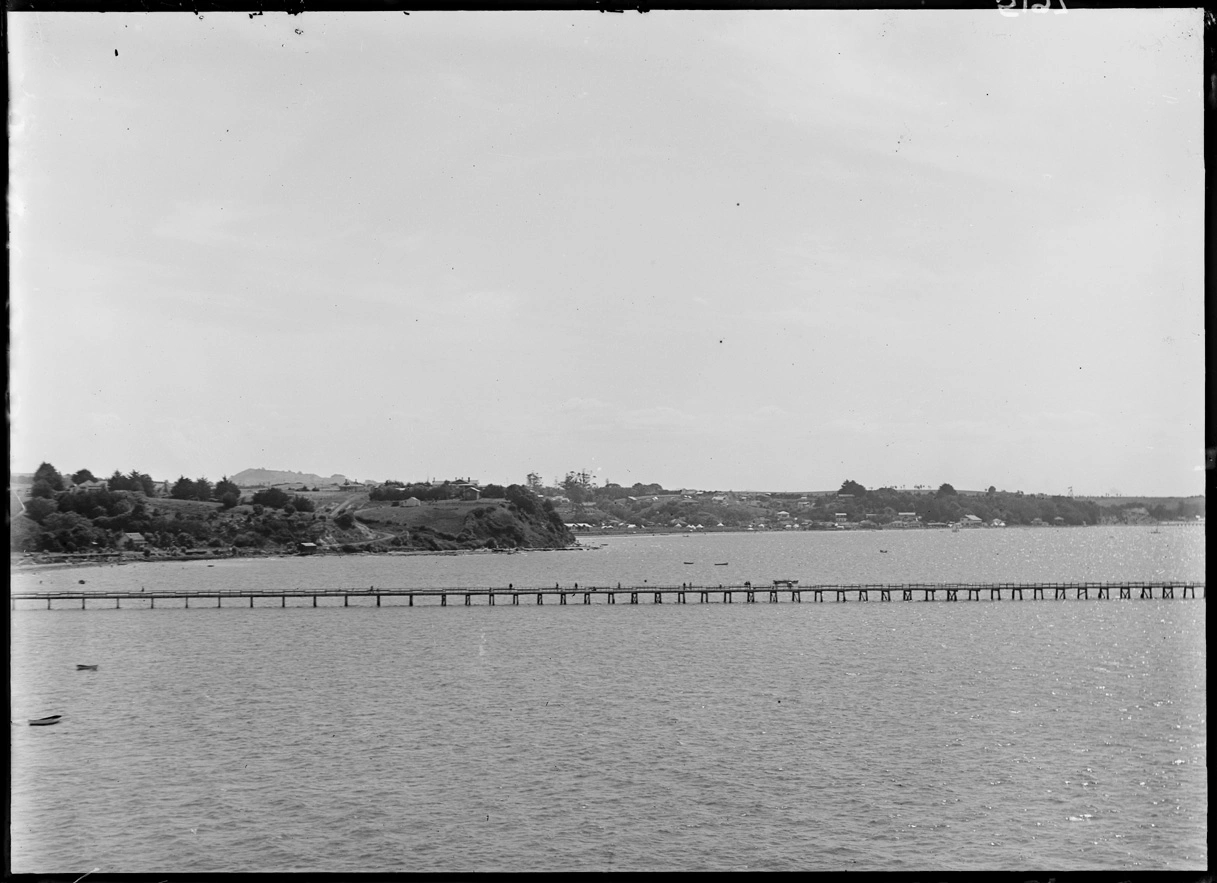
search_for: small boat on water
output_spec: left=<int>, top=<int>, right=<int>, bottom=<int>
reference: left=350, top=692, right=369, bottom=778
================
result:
left=714, top=562, right=729, bottom=566
left=29, top=715, right=61, bottom=727
left=76, top=664, right=99, bottom=671
left=683, top=561, right=695, bottom=565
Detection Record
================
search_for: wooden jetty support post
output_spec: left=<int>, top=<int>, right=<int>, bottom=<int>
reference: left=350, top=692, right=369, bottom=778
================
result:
left=11, top=580, right=1203, bottom=611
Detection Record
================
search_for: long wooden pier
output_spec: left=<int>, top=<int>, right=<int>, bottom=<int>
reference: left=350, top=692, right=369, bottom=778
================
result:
left=9, top=581, right=1205, bottom=609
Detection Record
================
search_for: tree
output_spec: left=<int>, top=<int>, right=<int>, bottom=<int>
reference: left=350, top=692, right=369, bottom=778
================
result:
left=130, top=471, right=157, bottom=496
left=38, top=511, right=104, bottom=552
left=561, top=470, right=596, bottom=514
left=214, top=476, right=240, bottom=499
left=252, top=487, right=290, bottom=509
left=30, top=479, right=57, bottom=499
left=171, top=477, right=198, bottom=500
left=112, top=470, right=155, bottom=495
left=71, top=468, right=96, bottom=484
left=937, top=483, right=957, bottom=497
left=23, top=497, right=58, bottom=524
left=839, top=479, right=867, bottom=497
left=194, top=477, right=213, bottom=501
left=33, top=462, right=66, bottom=492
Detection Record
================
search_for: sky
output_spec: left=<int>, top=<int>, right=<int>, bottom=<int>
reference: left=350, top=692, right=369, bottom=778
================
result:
left=8, top=9, right=1206, bottom=496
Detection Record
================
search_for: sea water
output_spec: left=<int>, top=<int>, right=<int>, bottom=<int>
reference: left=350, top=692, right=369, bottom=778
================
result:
left=10, top=526, right=1206, bottom=871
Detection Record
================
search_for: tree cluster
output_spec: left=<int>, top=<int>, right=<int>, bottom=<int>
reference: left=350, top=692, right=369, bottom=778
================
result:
left=108, top=470, right=158, bottom=496
left=369, top=480, right=472, bottom=502
left=250, top=487, right=315, bottom=512
left=170, top=475, right=242, bottom=507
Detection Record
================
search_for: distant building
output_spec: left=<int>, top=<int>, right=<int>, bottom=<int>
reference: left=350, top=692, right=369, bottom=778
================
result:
left=834, top=512, right=849, bottom=523
left=961, top=514, right=983, bottom=527
left=297, top=542, right=318, bottom=555
left=122, top=532, right=147, bottom=549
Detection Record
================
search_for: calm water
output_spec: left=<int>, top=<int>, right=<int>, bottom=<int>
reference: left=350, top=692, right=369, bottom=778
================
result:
left=10, top=526, right=1206, bottom=872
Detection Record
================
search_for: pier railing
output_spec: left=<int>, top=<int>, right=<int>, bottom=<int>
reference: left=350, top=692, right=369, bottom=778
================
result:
left=9, top=581, right=1205, bottom=609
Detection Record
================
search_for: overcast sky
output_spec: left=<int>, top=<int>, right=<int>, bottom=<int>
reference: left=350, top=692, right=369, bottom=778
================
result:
left=9, top=9, right=1205, bottom=495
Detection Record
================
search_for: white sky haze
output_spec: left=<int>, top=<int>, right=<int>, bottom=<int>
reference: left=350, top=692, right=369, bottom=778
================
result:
left=8, top=9, right=1206, bottom=495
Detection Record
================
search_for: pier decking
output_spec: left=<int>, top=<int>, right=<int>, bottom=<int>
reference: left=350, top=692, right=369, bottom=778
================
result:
left=9, top=581, right=1205, bottom=609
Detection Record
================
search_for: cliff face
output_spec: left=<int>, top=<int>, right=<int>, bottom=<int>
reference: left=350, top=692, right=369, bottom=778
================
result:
left=458, top=502, right=573, bottom=549
left=352, top=498, right=574, bottom=551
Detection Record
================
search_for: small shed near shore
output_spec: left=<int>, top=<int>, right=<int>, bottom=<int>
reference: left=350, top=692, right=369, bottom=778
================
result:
left=298, top=542, right=318, bottom=555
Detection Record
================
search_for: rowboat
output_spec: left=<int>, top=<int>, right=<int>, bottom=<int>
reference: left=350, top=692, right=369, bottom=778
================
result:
left=76, top=664, right=98, bottom=671
left=29, top=715, right=61, bottom=726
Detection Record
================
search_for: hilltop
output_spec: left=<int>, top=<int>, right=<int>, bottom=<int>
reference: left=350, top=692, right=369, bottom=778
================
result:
left=230, top=467, right=352, bottom=488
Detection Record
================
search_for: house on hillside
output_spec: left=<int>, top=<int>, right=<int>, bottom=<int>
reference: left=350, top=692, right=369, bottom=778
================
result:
left=403, top=497, right=422, bottom=508
left=122, top=532, right=147, bottom=549
left=297, top=542, right=318, bottom=555
left=70, top=479, right=109, bottom=493
left=459, top=485, right=481, bottom=501
left=961, top=514, right=983, bottom=528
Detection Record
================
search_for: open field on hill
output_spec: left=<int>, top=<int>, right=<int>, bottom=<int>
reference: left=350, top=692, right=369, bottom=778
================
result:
left=355, top=500, right=497, bottom=535
left=145, top=497, right=222, bottom=516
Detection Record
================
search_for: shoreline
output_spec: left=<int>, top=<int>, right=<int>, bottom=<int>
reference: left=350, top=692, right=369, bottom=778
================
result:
left=10, top=522, right=1195, bottom=575
left=8, top=543, right=599, bottom=574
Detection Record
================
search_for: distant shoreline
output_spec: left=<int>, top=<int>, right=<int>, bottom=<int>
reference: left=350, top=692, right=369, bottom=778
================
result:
left=11, top=521, right=1200, bottom=575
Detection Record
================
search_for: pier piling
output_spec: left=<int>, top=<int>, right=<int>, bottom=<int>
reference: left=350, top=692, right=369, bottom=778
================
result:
left=15, top=580, right=1203, bottom=613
